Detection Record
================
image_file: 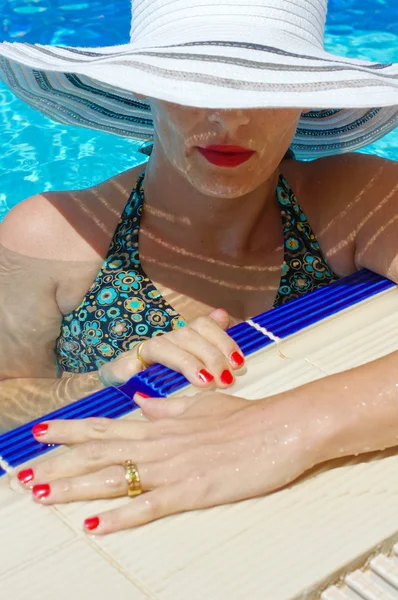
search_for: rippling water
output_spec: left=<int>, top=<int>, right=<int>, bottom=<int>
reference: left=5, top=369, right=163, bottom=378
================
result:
left=0, top=0, right=397, bottom=218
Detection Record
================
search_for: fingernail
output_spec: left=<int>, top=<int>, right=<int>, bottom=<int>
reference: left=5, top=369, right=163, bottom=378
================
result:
left=32, top=423, right=48, bottom=437
left=198, top=369, right=214, bottom=384
left=84, top=516, right=100, bottom=531
left=32, top=484, right=51, bottom=500
left=220, top=370, right=234, bottom=385
left=17, top=468, right=34, bottom=485
left=230, top=351, right=244, bottom=367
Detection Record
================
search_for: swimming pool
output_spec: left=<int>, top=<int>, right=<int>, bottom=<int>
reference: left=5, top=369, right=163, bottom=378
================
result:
left=0, top=0, right=397, bottom=219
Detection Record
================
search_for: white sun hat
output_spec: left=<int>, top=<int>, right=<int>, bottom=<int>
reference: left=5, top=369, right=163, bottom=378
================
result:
left=0, top=0, right=397, bottom=159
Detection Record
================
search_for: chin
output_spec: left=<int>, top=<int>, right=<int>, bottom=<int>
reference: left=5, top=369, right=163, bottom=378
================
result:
left=192, top=176, right=256, bottom=199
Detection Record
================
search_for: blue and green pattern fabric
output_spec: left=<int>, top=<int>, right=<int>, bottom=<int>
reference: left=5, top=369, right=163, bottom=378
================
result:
left=274, top=174, right=338, bottom=305
left=55, top=170, right=338, bottom=372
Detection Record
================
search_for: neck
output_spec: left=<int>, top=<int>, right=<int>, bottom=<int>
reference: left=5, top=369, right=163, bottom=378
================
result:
left=142, top=143, right=282, bottom=260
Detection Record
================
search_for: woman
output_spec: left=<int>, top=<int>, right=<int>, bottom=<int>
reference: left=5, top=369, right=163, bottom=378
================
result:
left=0, top=0, right=397, bottom=533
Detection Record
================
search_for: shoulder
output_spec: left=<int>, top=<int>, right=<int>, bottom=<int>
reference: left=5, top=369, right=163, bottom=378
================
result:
left=294, top=152, right=397, bottom=276
left=307, top=151, right=398, bottom=236
left=0, top=163, right=145, bottom=261
left=308, top=151, right=396, bottom=191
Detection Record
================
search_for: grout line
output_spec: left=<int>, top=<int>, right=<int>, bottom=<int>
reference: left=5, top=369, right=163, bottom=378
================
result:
left=303, top=356, right=331, bottom=377
left=0, top=535, right=77, bottom=583
left=246, top=319, right=289, bottom=358
left=246, top=319, right=282, bottom=344
left=49, top=504, right=161, bottom=600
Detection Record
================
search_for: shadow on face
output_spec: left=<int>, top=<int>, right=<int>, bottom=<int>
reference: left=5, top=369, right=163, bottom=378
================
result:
left=148, top=99, right=305, bottom=198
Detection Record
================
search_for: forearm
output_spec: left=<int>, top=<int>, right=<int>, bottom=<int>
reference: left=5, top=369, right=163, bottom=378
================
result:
left=0, top=372, right=104, bottom=433
left=296, top=351, right=398, bottom=464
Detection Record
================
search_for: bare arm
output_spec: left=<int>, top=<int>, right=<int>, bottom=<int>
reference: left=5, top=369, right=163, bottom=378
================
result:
left=294, top=349, right=398, bottom=463
left=0, top=241, right=105, bottom=432
left=302, top=153, right=398, bottom=458
left=0, top=167, right=151, bottom=432
left=0, top=194, right=108, bottom=432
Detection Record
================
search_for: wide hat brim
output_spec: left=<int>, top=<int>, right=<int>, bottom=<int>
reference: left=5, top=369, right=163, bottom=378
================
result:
left=0, top=28, right=397, bottom=160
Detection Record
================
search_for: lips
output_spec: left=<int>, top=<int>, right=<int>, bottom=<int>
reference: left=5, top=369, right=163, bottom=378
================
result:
left=197, top=145, right=255, bottom=168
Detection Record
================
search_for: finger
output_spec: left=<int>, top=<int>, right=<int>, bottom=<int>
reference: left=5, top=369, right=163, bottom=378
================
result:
left=136, top=392, right=251, bottom=422
left=83, top=482, right=202, bottom=534
left=98, top=351, right=143, bottom=387
left=31, top=417, right=154, bottom=445
left=134, top=393, right=199, bottom=419
left=208, top=308, right=230, bottom=329
left=189, top=315, right=245, bottom=372
left=31, top=463, right=154, bottom=504
left=22, top=436, right=184, bottom=484
left=140, top=332, right=231, bottom=388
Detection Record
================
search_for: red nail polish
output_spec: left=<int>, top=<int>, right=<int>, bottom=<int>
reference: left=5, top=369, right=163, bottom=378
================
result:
left=230, top=351, right=244, bottom=367
left=17, top=468, right=34, bottom=485
left=198, top=369, right=214, bottom=384
left=32, top=484, right=51, bottom=499
left=32, top=423, right=48, bottom=437
left=84, top=516, right=100, bottom=531
left=135, top=392, right=150, bottom=398
left=220, top=370, right=234, bottom=385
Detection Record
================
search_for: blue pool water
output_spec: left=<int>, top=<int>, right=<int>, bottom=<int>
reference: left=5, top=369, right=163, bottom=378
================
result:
left=0, top=0, right=397, bottom=219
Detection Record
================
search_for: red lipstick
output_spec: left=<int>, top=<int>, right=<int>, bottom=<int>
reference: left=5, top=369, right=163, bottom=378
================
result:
left=197, top=145, right=255, bottom=168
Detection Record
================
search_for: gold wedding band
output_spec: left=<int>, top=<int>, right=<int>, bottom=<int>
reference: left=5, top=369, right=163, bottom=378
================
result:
left=135, top=340, right=149, bottom=369
left=124, top=460, right=142, bottom=498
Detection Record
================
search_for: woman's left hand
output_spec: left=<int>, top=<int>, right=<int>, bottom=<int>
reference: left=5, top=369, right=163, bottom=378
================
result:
left=17, top=391, right=318, bottom=535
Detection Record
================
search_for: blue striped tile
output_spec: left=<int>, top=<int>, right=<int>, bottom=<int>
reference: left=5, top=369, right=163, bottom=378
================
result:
left=253, top=270, right=395, bottom=338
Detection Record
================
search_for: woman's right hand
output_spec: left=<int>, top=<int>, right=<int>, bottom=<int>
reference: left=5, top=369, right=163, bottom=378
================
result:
left=98, top=308, right=245, bottom=390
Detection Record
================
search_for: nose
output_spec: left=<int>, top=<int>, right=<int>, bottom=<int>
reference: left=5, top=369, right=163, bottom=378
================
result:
left=208, top=109, right=250, bottom=135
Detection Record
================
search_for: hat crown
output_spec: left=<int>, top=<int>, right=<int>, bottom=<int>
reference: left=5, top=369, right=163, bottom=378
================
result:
left=130, top=0, right=328, bottom=49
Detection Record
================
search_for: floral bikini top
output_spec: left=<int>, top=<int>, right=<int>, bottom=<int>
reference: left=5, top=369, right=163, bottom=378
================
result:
left=55, top=171, right=338, bottom=373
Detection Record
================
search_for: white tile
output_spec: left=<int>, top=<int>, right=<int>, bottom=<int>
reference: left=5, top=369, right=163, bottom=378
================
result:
left=0, top=480, right=75, bottom=579
left=278, top=287, right=398, bottom=363
left=0, top=539, right=153, bottom=599
left=148, top=456, right=398, bottom=600
left=53, top=453, right=398, bottom=600
left=300, top=310, right=398, bottom=375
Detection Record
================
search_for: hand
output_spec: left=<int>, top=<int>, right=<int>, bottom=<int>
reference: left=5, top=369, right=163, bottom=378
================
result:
left=17, top=391, right=316, bottom=535
left=98, top=308, right=245, bottom=389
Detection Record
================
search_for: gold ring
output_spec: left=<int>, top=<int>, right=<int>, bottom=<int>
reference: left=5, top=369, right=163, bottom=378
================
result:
left=135, top=340, right=149, bottom=369
left=124, top=460, right=142, bottom=498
